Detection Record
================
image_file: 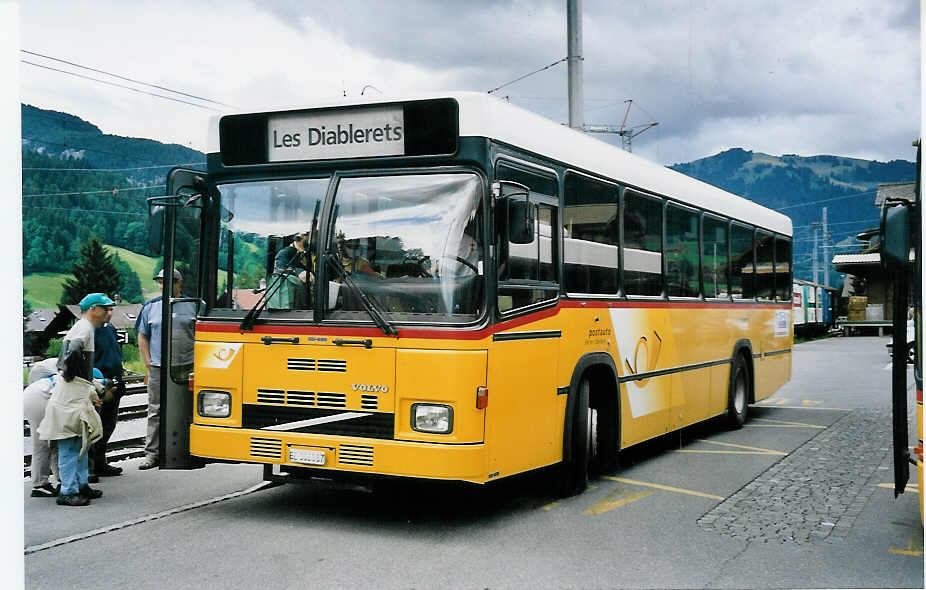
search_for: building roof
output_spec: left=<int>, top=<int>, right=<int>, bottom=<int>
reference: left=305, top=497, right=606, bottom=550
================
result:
left=875, top=182, right=915, bottom=206
left=25, top=308, right=59, bottom=333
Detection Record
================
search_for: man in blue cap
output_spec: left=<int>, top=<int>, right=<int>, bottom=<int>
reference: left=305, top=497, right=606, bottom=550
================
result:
left=38, top=293, right=112, bottom=506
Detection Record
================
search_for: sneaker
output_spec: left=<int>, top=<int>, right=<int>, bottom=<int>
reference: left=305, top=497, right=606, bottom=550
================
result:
left=56, top=494, right=89, bottom=506
left=87, top=474, right=100, bottom=484
left=79, top=485, right=103, bottom=499
left=138, top=457, right=158, bottom=470
left=97, top=464, right=123, bottom=476
left=30, top=483, right=59, bottom=498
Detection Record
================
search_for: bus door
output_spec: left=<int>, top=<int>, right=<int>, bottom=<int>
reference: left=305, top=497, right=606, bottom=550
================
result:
left=148, top=168, right=207, bottom=469
left=489, top=180, right=562, bottom=473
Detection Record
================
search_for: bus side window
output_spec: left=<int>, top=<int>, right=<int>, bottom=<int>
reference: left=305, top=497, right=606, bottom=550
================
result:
left=495, top=162, right=559, bottom=314
left=755, top=230, right=775, bottom=300
left=775, top=236, right=792, bottom=302
left=563, top=172, right=619, bottom=295
left=731, top=223, right=755, bottom=300
left=703, top=214, right=729, bottom=298
left=623, top=190, right=663, bottom=296
left=665, top=202, right=700, bottom=298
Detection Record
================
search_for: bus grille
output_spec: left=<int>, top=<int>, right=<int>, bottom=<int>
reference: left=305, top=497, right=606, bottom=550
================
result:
left=257, top=389, right=285, bottom=404
left=286, top=390, right=315, bottom=406
left=339, top=444, right=374, bottom=466
left=316, top=392, right=346, bottom=408
left=361, top=394, right=378, bottom=410
left=287, top=358, right=316, bottom=371
left=317, top=359, right=347, bottom=373
left=250, top=437, right=282, bottom=459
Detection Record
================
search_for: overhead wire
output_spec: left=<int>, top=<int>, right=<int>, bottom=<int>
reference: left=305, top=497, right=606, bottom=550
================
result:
left=22, top=60, right=222, bottom=111
left=21, top=49, right=234, bottom=107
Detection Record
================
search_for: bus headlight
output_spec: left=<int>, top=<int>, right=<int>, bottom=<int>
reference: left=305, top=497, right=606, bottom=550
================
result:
left=198, top=391, right=231, bottom=418
left=411, top=403, right=453, bottom=434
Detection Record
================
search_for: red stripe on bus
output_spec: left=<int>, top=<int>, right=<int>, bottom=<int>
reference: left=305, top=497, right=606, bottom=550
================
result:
left=196, top=298, right=787, bottom=340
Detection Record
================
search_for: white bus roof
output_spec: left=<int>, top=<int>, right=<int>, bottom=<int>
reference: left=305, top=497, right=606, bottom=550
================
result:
left=207, top=91, right=791, bottom=236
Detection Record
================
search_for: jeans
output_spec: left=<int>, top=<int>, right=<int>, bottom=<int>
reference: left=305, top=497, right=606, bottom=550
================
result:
left=57, top=437, right=88, bottom=496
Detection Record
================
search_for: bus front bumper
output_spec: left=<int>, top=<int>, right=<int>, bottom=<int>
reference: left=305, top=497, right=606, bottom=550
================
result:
left=190, top=424, right=489, bottom=484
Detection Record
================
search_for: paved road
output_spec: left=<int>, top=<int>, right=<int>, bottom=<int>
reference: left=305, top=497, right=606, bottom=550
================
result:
left=24, top=335, right=923, bottom=589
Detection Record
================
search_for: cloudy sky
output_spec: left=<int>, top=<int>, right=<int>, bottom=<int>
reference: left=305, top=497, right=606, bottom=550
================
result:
left=17, top=0, right=921, bottom=166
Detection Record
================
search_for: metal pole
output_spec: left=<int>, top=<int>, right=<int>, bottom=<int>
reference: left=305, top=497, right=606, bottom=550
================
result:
left=812, top=222, right=819, bottom=284
left=567, top=0, right=583, bottom=130
left=823, top=207, right=830, bottom=287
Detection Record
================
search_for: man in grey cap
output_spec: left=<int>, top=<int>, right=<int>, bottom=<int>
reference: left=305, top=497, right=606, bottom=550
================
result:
left=135, top=268, right=193, bottom=470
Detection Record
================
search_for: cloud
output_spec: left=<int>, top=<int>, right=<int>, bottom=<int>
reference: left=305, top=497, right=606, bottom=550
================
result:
left=19, top=0, right=920, bottom=165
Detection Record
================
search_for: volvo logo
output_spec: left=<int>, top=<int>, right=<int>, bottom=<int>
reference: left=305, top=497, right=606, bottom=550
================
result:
left=351, top=384, right=389, bottom=393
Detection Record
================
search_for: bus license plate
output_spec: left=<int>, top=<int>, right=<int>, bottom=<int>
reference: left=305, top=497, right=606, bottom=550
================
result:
left=289, top=448, right=326, bottom=466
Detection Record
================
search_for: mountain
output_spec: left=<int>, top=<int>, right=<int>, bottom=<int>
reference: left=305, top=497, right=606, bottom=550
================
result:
left=669, top=148, right=915, bottom=284
left=21, top=105, right=915, bottom=291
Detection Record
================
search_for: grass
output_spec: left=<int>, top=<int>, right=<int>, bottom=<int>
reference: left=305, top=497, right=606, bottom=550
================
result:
left=24, top=245, right=161, bottom=309
left=23, top=272, right=69, bottom=309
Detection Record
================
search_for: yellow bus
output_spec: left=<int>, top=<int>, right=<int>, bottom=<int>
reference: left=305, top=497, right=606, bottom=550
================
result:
left=150, top=92, right=792, bottom=495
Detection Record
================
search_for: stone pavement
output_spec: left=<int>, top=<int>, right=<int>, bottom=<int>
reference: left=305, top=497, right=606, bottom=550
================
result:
left=698, top=409, right=894, bottom=544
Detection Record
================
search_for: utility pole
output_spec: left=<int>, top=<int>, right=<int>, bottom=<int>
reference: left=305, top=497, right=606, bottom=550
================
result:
left=812, top=222, right=820, bottom=284
left=823, top=207, right=830, bottom=287
left=567, top=0, right=583, bottom=130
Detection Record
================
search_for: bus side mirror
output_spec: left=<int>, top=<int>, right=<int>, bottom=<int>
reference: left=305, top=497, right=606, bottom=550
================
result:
left=508, top=200, right=535, bottom=245
left=881, top=203, right=910, bottom=270
left=148, top=204, right=165, bottom=256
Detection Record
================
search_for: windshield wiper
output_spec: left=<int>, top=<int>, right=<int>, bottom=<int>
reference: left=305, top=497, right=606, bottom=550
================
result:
left=238, top=264, right=300, bottom=330
left=326, top=253, right=397, bottom=336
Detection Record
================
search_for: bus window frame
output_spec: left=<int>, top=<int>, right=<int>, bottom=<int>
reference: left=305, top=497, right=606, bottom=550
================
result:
left=701, top=212, right=731, bottom=302
left=665, top=200, right=702, bottom=301
left=202, top=172, right=332, bottom=321
left=562, top=168, right=621, bottom=299
left=621, top=187, right=666, bottom=300
left=774, top=234, right=793, bottom=303
left=755, top=228, right=776, bottom=302
left=494, top=157, right=561, bottom=319
left=317, top=165, right=492, bottom=329
left=730, top=220, right=756, bottom=302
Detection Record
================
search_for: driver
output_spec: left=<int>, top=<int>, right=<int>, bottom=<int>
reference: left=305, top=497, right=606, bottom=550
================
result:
left=270, top=232, right=312, bottom=308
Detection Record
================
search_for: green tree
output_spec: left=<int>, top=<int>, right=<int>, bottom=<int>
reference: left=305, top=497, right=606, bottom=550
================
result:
left=60, top=237, right=121, bottom=304
left=112, top=253, right=143, bottom=303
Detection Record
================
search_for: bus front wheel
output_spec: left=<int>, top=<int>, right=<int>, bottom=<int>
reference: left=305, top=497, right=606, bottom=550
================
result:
left=725, top=354, right=750, bottom=428
left=556, top=376, right=595, bottom=497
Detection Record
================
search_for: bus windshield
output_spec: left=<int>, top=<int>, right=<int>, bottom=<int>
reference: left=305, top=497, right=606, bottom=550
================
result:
left=326, top=172, right=485, bottom=324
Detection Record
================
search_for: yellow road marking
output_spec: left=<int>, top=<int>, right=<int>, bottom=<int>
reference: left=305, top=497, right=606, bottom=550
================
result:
left=752, top=417, right=826, bottom=428
left=541, top=501, right=560, bottom=511
left=692, top=439, right=787, bottom=455
left=889, top=533, right=924, bottom=557
left=876, top=483, right=920, bottom=493
left=604, top=476, right=724, bottom=500
left=584, top=489, right=653, bottom=515
left=801, top=399, right=823, bottom=406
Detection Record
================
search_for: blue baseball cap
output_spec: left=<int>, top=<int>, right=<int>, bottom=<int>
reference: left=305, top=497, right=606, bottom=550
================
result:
left=92, top=368, right=104, bottom=380
left=79, top=293, right=115, bottom=311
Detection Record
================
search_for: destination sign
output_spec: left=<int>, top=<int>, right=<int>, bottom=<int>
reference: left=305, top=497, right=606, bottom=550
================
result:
left=267, top=106, right=405, bottom=162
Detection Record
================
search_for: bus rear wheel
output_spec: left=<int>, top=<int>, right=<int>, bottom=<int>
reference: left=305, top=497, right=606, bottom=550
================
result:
left=726, top=354, right=749, bottom=428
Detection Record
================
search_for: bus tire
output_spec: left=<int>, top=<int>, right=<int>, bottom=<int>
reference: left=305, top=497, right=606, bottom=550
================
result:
left=555, top=376, right=592, bottom=497
left=726, top=354, right=749, bottom=428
